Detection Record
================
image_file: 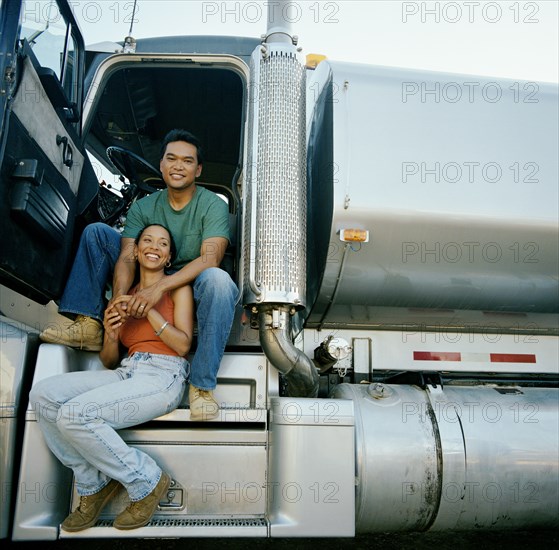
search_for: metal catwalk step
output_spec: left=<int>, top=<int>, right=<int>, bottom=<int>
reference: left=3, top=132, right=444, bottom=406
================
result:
left=60, top=517, right=269, bottom=538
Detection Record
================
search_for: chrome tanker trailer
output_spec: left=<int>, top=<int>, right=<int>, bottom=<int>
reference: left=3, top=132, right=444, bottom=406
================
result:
left=0, top=0, right=557, bottom=540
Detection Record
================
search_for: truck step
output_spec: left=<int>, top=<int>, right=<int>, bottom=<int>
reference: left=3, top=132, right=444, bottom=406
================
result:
left=59, top=517, right=269, bottom=538
left=155, top=407, right=267, bottom=423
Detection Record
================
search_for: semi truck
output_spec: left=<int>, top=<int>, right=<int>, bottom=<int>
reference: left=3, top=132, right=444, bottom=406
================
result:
left=1, top=0, right=557, bottom=540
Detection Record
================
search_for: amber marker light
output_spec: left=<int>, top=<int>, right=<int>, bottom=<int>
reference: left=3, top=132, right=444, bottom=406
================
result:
left=306, top=54, right=327, bottom=69
left=339, top=229, right=369, bottom=243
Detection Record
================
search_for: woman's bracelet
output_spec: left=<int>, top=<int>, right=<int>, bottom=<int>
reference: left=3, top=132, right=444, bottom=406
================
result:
left=155, top=321, right=170, bottom=337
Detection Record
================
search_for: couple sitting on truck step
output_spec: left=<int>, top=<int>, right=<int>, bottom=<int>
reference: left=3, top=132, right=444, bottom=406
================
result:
left=31, top=223, right=191, bottom=531
left=39, top=129, right=237, bottom=421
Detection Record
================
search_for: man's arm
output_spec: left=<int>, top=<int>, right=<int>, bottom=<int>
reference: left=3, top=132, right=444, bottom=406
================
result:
left=126, top=236, right=228, bottom=318
left=109, top=237, right=137, bottom=316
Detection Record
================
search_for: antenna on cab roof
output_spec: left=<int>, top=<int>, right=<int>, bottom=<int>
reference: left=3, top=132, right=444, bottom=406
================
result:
left=123, top=0, right=138, bottom=53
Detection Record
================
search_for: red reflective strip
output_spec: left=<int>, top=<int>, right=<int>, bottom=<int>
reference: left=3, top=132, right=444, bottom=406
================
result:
left=414, top=352, right=537, bottom=363
left=413, top=352, right=461, bottom=361
left=490, top=354, right=536, bottom=363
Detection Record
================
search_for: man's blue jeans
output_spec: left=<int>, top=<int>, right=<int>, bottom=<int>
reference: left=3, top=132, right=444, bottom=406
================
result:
left=59, top=223, right=237, bottom=390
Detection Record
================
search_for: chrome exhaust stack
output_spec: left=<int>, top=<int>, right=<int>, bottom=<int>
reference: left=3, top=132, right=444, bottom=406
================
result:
left=242, top=2, right=318, bottom=397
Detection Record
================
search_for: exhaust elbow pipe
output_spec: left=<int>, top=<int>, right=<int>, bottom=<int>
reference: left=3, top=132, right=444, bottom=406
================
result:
left=259, top=307, right=319, bottom=398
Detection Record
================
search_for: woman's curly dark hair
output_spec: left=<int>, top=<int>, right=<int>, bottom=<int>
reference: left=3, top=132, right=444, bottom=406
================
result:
left=135, top=224, right=177, bottom=270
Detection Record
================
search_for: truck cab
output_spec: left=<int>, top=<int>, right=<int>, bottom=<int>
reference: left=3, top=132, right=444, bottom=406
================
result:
left=1, top=0, right=557, bottom=541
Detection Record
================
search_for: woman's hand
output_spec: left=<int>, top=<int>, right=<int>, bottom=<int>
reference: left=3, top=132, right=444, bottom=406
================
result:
left=103, top=295, right=131, bottom=340
left=100, top=295, right=131, bottom=369
left=108, top=291, right=133, bottom=320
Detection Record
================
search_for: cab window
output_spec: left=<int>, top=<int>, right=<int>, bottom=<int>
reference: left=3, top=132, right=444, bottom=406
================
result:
left=19, top=0, right=80, bottom=108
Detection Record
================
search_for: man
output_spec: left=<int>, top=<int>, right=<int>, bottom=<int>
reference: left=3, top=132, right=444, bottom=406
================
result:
left=40, top=129, right=237, bottom=420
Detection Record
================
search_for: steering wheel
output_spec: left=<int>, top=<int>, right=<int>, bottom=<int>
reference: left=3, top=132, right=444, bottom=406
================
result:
left=106, top=146, right=164, bottom=193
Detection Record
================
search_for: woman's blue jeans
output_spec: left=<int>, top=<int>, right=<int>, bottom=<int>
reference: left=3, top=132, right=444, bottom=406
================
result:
left=58, top=223, right=237, bottom=390
left=29, top=353, right=188, bottom=499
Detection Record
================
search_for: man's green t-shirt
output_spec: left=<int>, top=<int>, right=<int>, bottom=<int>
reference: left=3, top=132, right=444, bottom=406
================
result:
left=122, top=186, right=230, bottom=270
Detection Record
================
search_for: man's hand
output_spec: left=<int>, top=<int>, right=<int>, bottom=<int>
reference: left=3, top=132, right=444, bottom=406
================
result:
left=126, top=282, right=165, bottom=318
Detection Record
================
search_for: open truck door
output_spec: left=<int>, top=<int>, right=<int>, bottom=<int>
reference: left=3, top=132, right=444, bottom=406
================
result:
left=0, top=0, right=97, bottom=303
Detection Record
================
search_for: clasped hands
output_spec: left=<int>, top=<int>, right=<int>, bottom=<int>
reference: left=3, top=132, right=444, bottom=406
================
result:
left=104, top=284, right=164, bottom=336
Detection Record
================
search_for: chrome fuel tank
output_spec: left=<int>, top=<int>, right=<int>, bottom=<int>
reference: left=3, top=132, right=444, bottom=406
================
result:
left=332, top=383, right=559, bottom=532
left=306, top=62, right=558, bottom=328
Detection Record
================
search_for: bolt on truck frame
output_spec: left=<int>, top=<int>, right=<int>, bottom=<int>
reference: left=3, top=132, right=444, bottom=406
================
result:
left=1, top=0, right=558, bottom=541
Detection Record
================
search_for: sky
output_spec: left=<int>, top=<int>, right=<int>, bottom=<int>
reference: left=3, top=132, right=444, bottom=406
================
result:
left=68, top=0, right=558, bottom=83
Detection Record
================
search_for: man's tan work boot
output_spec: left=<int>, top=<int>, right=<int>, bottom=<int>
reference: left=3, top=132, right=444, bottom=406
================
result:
left=189, top=385, right=219, bottom=420
left=61, top=479, right=120, bottom=532
left=113, top=472, right=171, bottom=530
left=40, top=315, right=103, bottom=351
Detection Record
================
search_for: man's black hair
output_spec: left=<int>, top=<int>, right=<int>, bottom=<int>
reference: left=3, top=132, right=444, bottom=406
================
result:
left=159, top=129, right=204, bottom=165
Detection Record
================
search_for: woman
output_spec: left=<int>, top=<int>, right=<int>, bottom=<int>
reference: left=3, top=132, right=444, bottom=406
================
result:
left=29, top=224, right=194, bottom=532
